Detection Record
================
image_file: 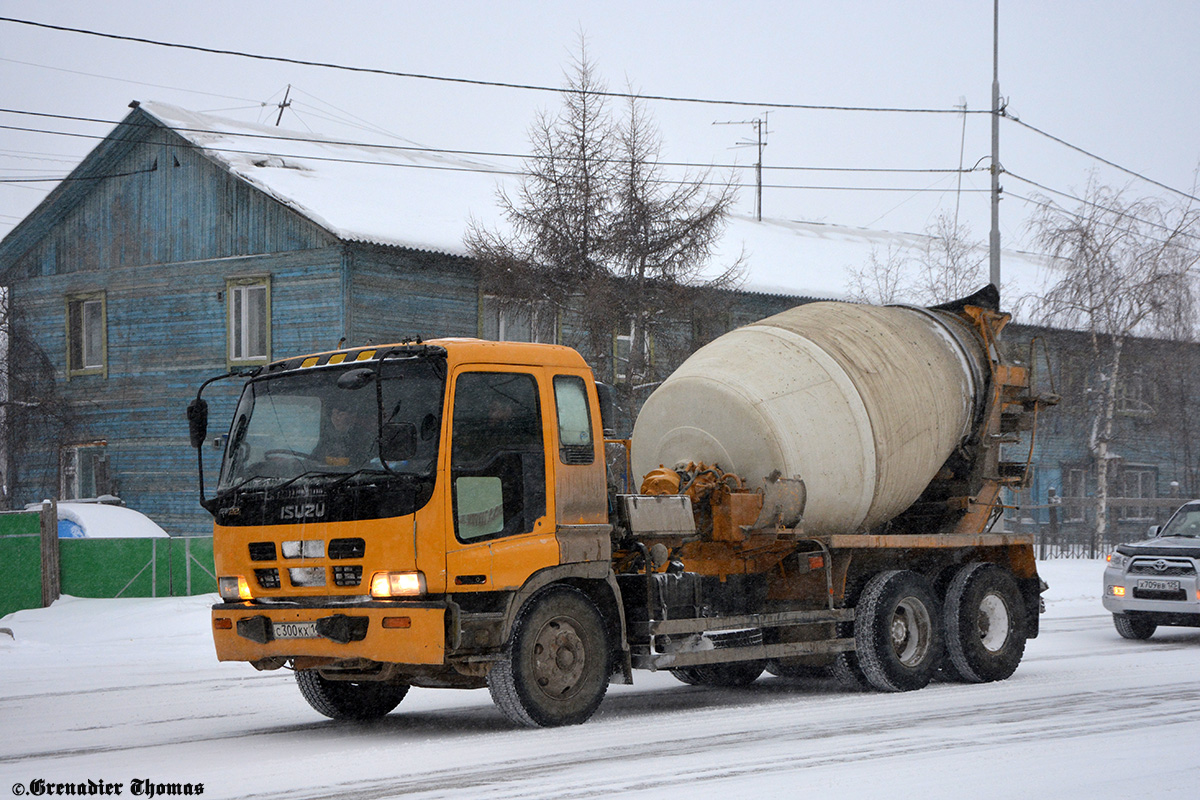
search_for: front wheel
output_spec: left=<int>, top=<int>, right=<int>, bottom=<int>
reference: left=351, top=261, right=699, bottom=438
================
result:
left=854, top=570, right=943, bottom=692
left=488, top=586, right=610, bottom=727
left=943, top=563, right=1028, bottom=683
left=1113, top=613, right=1157, bottom=640
left=295, top=670, right=408, bottom=720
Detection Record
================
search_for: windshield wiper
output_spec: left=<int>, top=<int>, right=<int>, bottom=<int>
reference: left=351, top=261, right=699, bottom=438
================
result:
left=328, top=467, right=421, bottom=490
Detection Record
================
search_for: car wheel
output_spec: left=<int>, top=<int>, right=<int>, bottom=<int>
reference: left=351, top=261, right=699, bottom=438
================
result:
left=1113, top=613, right=1157, bottom=640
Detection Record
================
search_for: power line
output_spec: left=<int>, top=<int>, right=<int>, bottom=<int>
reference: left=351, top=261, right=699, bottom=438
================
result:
left=1006, top=170, right=1200, bottom=242
left=0, top=16, right=988, bottom=115
left=1007, top=189, right=1200, bottom=256
left=0, top=109, right=984, bottom=178
left=1007, top=116, right=1200, bottom=205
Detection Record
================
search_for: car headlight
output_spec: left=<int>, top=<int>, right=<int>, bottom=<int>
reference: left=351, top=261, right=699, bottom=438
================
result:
left=1106, top=552, right=1129, bottom=569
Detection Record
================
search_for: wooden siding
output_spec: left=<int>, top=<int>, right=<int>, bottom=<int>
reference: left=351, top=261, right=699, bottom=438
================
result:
left=346, top=246, right=478, bottom=345
left=7, top=123, right=335, bottom=280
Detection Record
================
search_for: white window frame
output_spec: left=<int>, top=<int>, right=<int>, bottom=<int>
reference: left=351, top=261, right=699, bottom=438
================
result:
left=227, top=277, right=271, bottom=365
left=479, top=295, right=557, bottom=344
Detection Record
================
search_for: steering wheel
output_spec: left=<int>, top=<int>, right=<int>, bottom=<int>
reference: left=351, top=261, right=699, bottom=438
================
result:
left=264, top=449, right=313, bottom=460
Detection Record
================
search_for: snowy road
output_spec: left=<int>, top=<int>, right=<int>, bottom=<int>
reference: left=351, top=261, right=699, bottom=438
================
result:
left=2, top=560, right=1197, bottom=799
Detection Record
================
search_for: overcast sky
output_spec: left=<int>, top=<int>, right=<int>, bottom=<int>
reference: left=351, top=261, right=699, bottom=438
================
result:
left=2, top=0, right=1198, bottom=262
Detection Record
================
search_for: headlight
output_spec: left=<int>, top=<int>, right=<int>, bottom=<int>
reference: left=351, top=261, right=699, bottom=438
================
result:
left=218, top=576, right=252, bottom=601
left=370, top=571, right=426, bottom=598
left=1106, top=552, right=1129, bottom=569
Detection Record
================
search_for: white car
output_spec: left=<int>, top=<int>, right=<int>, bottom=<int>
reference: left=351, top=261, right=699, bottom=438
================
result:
left=1102, top=499, right=1200, bottom=639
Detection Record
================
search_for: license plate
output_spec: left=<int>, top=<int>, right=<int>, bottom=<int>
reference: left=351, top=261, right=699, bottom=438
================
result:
left=273, top=621, right=319, bottom=640
left=1137, top=579, right=1181, bottom=592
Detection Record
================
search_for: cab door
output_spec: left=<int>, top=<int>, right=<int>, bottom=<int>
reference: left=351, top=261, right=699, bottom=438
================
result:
left=444, top=368, right=558, bottom=590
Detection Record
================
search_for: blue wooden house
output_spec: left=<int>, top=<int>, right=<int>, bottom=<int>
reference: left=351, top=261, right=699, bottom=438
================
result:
left=0, top=102, right=801, bottom=534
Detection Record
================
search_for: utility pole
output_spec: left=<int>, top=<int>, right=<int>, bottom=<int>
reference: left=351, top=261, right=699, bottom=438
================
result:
left=715, top=113, right=769, bottom=221
left=275, top=85, right=292, bottom=127
left=989, top=0, right=1002, bottom=290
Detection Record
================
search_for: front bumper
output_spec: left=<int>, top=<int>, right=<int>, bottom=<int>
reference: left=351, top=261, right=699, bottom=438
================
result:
left=212, top=601, right=447, bottom=665
left=1102, top=565, right=1200, bottom=617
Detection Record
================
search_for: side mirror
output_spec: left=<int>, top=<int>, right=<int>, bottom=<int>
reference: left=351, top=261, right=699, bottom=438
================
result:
left=186, top=398, right=209, bottom=449
left=337, top=368, right=376, bottom=391
left=1147, top=525, right=1161, bottom=538
left=380, top=421, right=417, bottom=462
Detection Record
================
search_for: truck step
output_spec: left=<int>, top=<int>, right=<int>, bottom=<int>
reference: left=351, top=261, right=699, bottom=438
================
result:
left=638, top=637, right=856, bottom=671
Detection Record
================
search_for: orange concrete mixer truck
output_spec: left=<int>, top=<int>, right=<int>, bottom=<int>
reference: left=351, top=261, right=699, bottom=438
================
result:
left=187, top=285, right=1054, bottom=727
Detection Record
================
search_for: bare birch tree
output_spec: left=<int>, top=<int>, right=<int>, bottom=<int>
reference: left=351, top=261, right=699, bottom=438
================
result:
left=1028, top=179, right=1200, bottom=546
left=913, top=212, right=987, bottom=305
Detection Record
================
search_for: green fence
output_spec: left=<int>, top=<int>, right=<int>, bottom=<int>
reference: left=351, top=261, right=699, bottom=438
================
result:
left=0, top=511, right=44, bottom=618
left=60, top=536, right=217, bottom=599
left=0, top=505, right=216, bottom=619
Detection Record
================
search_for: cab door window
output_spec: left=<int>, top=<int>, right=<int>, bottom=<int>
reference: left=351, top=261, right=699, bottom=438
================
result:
left=451, top=372, right=545, bottom=542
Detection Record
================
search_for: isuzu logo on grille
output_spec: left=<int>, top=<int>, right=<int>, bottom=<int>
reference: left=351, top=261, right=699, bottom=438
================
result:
left=280, top=503, right=326, bottom=520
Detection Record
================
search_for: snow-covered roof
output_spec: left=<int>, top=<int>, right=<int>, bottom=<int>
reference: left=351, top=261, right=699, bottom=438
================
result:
left=139, top=102, right=1056, bottom=309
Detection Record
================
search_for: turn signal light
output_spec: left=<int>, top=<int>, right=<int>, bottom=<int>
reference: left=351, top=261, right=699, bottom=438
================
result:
left=382, top=616, right=412, bottom=629
left=218, top=576, right=252, bottom=601
left=213, top=618, right=233, bottom=630
left=1108, top=585, right=1126, bottom=597
left=370, top=571, right=426, bottom=598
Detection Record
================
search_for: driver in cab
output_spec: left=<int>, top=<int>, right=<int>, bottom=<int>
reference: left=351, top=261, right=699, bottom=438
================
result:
left=314, top=403, right=376, bottom=468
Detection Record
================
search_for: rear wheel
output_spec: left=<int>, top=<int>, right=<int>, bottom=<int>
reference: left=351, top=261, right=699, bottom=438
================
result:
left=943, top=563, right=1027, bottom=683
left=295, top=670, right=408, bottom=720
left=672, top=661, right=765, bottom=686
left=488, top=586, right=610, bottom=727
left=854, top=570, right=943, bottom=692
left=1113, top=613, right=1157, bottom=640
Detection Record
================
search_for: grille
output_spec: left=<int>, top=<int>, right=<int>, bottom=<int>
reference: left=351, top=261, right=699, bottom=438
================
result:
left=1130, top=560, right=1196, bottom=576
left=560, top=445, right=594, bottom=465
left=333, top=565, right=363, bottom=587
left=248, top=542, right=277, bottom=561
left=329, top=537, right=366, bottom=559
left=254, top=568, right=280, bottom=589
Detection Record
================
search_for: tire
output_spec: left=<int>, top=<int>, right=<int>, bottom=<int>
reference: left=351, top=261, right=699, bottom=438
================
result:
left=672, top=661, right=765, bottom=686
left=1113, top=613, right=1157, bottom=640
left=943, top=563, right=1028, bottom=683
left=854, top=570, right=943, bottom=692
left=295, top=670, right=408, bottom=720
left=487, top=586, right=610, bottom=727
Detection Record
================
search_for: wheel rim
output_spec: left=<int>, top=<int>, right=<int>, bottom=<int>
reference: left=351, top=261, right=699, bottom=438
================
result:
left=977, top=592, right=1011, bottom=653
left=890, top=598, right=933, bottom=667
left=530, top=616, right=587, bottom=699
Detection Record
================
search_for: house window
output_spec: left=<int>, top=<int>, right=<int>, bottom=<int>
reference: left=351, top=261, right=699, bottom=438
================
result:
left=614, top=321, right=653, bottom=384
left=66, top=292, right=106, bottom=376
left=228, top=278, right=270, bottom=364
left=60, top=442, right=110, bottom=500
left=1117, top=371, right=1154, bottom=415
left=1118, top=465, right=1157, bottom=521
left=479, top=295, right=557, bottom=343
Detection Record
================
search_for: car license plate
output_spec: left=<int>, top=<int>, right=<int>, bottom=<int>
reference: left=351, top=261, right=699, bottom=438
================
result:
left=1137, top=579, right=1180, bottom=592
left=273, top=621, right=319, bottom=639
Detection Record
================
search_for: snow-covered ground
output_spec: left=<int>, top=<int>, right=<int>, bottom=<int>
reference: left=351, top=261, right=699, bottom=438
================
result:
left=2, top=559, right=1196, bottom=799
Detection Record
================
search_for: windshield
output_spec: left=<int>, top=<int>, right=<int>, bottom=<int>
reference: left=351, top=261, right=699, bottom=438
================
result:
left=217, top=357, right=445, bottom=493
left=1159, top=504, right=1200, bottom=538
